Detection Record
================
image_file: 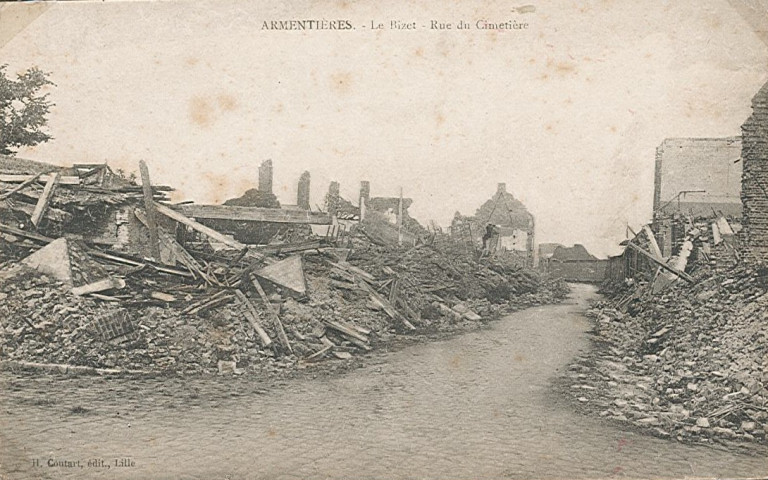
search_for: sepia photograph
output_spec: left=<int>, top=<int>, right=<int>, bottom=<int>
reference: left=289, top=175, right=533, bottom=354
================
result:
left=1, top=0, right=767, bottom=478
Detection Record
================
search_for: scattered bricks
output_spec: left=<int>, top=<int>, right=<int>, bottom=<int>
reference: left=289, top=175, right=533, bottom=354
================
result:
left=567, top=255, right=768, bottom=446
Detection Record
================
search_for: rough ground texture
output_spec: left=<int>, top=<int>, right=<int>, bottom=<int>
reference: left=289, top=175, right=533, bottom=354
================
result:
left=1, top=284, right=766, bottom=480
left=563, top=262, right=768, bottom=446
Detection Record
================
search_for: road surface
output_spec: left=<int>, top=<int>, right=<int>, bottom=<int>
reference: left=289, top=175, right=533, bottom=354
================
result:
left=1, top=283, right=766, bottom=479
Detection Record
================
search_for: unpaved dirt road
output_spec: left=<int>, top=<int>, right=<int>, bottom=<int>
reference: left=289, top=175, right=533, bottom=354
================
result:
left=1, top=284, right=766, bottom=479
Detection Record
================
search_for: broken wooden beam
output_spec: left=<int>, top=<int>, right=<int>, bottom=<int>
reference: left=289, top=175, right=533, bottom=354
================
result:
left=0, top=223, right=54, bottom=243
left=389, top=278, right=400, bottom=304
left=72, top=277, right=126, bottom=296
left=0, top=172, right=43, bottom=200
left=30, top=172, right=60, bottom=227
left=329, top=325, right=371, bottom=352
left=87, top=248, right=194, bottom=277
left=305, top=345, right=333, bottom=362
left=252, top=240, right=326, bottom=254
left=181, top=290, right=228, bottom=314
left=149, top=292, right=176, bottom=302
left=187, top=293, right=234, bottom=315
left=330, top=261, right=376, bottom=283
left=134, top=208, right=216, bottom=284
left=176, top=204, right=332, bottom=225
left=250, top=275, right=292, bottom=353
left=642, top=225, right=664, bottom=260
left=626, top=242, right=694, bottom=283
left=8, top=201, right=71, bottom=223
left=0, top=174, right=79, bottom=185
left=324, top=320, right=369, bottom=343
left=329, top=279, right=359, bottom=291
left=233, top=289, right=273, bottom=348
left=359, top=279, right=416, bottom=330
left=154, top=202, right=246, bottom=250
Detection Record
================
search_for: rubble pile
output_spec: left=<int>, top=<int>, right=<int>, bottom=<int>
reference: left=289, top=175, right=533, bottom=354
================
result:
left=0, top=160, right=568, bottom=376
left=347, top=241, right=565, bottom=319
left=565, top=246, right=768, bottom=445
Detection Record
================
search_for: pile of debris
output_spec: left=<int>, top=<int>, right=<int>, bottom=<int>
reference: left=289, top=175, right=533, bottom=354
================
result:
left=0, top=158, right=568, bottom=375
left=564, top=240, right=768, bottom=445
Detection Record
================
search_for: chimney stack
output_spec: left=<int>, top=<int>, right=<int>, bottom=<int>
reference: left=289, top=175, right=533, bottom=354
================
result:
left=497, top=183, right=507, bottom=195
left=359, top=181, right=370, bottom=221
left=297, top=171, right=310, bottom=210
left=258, top=159, right=273, bottom=194
left=327, top=181, right=340, bottom=217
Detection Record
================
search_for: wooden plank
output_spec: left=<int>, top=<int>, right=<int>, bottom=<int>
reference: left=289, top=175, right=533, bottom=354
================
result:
left=0, top=172, right=42, bottom=200
left=0, top=174, right=79, bottom=185
left=30, top=173, right=60, bottom=227
left=253, top=240, right=325, bottom=254
left=250, top=275, right=292, bottom=353
left=181, top=290, right=228, bottom=314
left=8, top=201, right=71, bottom=223
left=188, top=293, right=234, bottom=315
left=134, top=208, right=216, bottom=284
left=324, top=320, right=369, bottom=343
left=87, top=248, right=194, bottom=277
left=642, top=225, right=664, bottom=260
left=330, top=261, right=376, bottom=283
left=72, top=278, right=126, bottom=296
left=626, top=242, right=694, bottom=283
left=324, top=322, right=372, bottom=351
left=0, top=223, right=57, bottom=243
left=234, top=289, right=273, bottom=348
left=395, top=295, right=420, bottom=323
left=360, top=280, right=416, bottom=330
left=331, top=259, right=415, bottom=330
left=389, top=278, right=400, bottom=304
left=154, top=202, right=247, bottom=250
left=305, top=345, right=333, bottom=362
left=176, top=204, right=332, bottom=225
left=139, top=161, right=161, bottom=260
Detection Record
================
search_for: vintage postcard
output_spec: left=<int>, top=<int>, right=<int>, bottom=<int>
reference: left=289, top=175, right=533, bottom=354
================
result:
left=1, top=0, right=767, bottom=479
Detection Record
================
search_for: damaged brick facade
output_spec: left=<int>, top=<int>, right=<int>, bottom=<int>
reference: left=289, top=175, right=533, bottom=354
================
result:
left=741, top=81, right=768, bottom=262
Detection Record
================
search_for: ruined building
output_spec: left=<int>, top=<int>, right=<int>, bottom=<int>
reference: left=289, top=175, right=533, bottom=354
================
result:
left=653, top=137, right=743, bottom=218
left=322, top=180, right=425, bottom=246
left=451, top=183, right=535, bottom=265
left=652, top=137, right=742, bottom=258
left=741, top=80, right=768, bottom=262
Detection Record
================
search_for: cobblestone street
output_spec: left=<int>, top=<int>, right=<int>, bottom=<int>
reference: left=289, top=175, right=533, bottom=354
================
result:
left=2, top=284, right=766, bottom=479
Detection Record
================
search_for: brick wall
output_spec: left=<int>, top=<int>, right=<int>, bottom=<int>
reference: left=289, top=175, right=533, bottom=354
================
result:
left=741, top=81, right=768, bottom=261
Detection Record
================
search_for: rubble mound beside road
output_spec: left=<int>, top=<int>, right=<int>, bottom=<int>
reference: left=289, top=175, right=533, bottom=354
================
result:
left=0, top=243, right=568, bottom=376
left=564, top=259, right=768, bottom=446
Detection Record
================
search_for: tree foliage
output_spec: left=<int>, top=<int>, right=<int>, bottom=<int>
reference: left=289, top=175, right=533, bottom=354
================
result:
left=0, top=65, right=54, bottom=155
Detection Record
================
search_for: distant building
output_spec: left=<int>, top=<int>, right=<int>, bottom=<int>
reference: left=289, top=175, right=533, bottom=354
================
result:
left=546, top=244, right=607, bottom=283
left=450, top=183, right=535, bottom=266
left=653, top=137, right=742, bottom=218
left=537, top=242, right=564, bottom=271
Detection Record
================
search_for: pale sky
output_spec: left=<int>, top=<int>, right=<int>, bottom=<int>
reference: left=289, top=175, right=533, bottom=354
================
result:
left=2, top=0, right=767, bottom=257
